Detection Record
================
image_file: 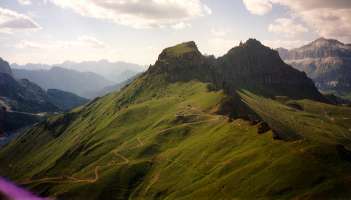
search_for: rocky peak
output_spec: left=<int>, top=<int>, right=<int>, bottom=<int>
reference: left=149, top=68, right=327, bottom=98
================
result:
left=157, top=41, right=202, bottom=61
left=148, top=41, right=211, bottom=82
left=223, top=39, right=285, bottom=68
left=0, top=58, right=12, bottom=76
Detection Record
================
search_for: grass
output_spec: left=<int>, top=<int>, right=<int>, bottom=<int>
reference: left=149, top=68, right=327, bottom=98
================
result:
left=1, top=77, right=351, bottom=199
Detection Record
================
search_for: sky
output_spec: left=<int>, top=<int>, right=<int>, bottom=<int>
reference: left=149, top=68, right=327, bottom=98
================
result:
left=0, top=0, right=350, bottom=66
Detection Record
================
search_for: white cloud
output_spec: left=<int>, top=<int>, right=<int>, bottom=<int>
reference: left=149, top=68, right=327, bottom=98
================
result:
left=242, top=0, right=351, bottom=41
left=205, top=38, right=240, bottom=56
left=0, top=7, right=40, bottom=33
left=17, top=0, right=32, bottom=5
left=268, top=18, right=308, bottom=37
left=47, top=0, right=211, bottom=29
left=77, top=35, right=105, bottom=48
left=211, top=28, right=230, bottom=37
left=12, top=35, right=117, bottom=65
left=171, top=22, right=191, bottom=30
left=16, top=35, right=105, bottom=49
left=242, top=0, right=272, bottom=15
left=262, top=39, right=309, bottom=49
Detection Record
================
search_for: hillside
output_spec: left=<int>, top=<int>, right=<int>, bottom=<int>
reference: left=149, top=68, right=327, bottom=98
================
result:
left=277, top=38, right=351, bottom=99
left=2, top=40, right=351, bottom=199
left=47, top=89, right=89, bottom=111
left=13, top=67, right=114, bottom=98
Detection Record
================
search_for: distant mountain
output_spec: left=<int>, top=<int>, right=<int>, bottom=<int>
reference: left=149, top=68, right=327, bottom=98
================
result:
left=0, top=72, right=58, bottom=113
left=0, top=58, right=91, bottom=134
left=277, top=38, right=351, bottom=98
left=13, top=67, right=114, bottom=98
left=47, top=89, right=89, bottom=111
left=82, top=74, right=140, bottom=98
left=12, top=60, right=145, bottom=83
left=0, top=58, right=58, bottom=135
left=60, top=60, right=144, bottom=82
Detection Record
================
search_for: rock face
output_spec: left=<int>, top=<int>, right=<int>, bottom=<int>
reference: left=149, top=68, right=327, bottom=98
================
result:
left=277, top=38, right=351, bottom=96
left=149, top=39, right=325, bottom=101
left=0, top=58, right=12, bottom=76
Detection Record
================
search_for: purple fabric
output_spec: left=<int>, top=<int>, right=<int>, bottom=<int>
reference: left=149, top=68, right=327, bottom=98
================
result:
left=0, top=177, right=46, bottom=200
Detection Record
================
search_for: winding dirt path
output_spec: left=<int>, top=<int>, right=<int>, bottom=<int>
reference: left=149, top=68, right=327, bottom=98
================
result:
left=19, top=112, right=230, bottom=198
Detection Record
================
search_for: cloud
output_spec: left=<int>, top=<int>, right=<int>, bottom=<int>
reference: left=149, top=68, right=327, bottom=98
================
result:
left=16, top=35, right=106, bottom=49
left=262, top=39, right=309, bottom=49
left=268, top=18, right=308, bottom=37
left=0, top=7, right=40, bottom=33
left=17, top=0, right=32, bottom=5
left=242, top=0, right=351, bottom=41
left=77, top=35, right=105, bottom=48
left=242, top=0, right=272, bottom=15
left=211, top=28, right=230, bottom=37
left=205, top=38, right=240, bottom=56
left=171, top=22, right=191, bottom=30
left=47, top=0, right=211, bottom=29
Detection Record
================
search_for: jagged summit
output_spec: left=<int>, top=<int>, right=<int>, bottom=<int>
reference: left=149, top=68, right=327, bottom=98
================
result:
left=149, top=41, right=211, bottom=82
left=147, top=39, right=325, bottom=101
left=157, top=41, right=202, bottom=60
left=242, top=38, right=264, bottom=47
left=225, top=39, right=283, bottom=64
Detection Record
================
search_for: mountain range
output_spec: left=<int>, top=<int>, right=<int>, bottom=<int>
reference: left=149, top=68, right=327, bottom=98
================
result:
left=0, top=59, right=89, bottom=134
left=2, top=40, right=351, bottom=199
left=59, top=60, right=144, bottom=82
left=13, top=67, right=114, bottom=98
left=12, top=60, right=144, bottom=82
left=278, top=38, right=351, bottom=99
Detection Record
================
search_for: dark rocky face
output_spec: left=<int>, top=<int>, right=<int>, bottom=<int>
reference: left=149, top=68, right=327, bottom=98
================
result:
left=0, top=58, right=12, bottom=76
left=148, top=39, right=325, bottom=102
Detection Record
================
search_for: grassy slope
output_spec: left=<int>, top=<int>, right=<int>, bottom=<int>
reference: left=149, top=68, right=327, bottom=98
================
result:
left=1, top=77, right=351, bottom=199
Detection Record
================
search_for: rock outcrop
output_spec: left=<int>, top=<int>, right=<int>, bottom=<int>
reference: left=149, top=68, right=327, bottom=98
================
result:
left=0, top=58, right=12, bottom=76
